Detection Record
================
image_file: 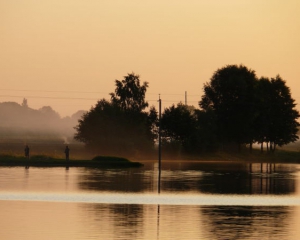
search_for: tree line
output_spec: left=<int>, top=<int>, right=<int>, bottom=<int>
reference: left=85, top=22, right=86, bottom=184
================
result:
left=74, top=65, right=299, bottom=157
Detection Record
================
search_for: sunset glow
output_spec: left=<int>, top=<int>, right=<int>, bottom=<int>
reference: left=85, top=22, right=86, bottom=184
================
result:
left=1, top=0, right=300, bottom=117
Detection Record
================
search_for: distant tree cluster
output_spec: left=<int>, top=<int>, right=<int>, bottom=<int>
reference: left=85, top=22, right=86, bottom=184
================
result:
left=199, top=65, right=299, bottom=152
left=160, top=103, right=219, bottom=154
left=74, top=66, right=299, bottom=157
left=162, top=65, right=299, bottom=154
left=0, top=101, right=85, bottom=143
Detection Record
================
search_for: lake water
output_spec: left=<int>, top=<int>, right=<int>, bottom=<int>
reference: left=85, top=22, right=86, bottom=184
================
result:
left=1, top=161, right=300, bottom=239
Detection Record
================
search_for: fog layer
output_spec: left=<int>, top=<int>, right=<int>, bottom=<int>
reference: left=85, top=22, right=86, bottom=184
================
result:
left=0, top=101, right=85, bottom=144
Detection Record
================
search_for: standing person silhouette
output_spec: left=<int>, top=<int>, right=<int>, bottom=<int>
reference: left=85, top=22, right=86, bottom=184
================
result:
left=24, top=145, right=30, bottom=159
left=64, top=145, right=70, bottom=161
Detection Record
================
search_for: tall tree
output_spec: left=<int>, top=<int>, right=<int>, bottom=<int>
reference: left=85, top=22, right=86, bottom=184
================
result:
left=267, top=76, right=299, bottom=150
left=110, top=73, right=149, bottom=112
left=253, top=77, right=272, bottom=151
left=254, top=76, right=299, bottom=151
left=161, top=103, right=197, bottom=149
left=74, top=73, right=157, bottom=157
left=160, top=103, right=219, bottom=154
left=194, top=108, right=219, bottom=152
left=199, top=65, right=257, bottom=149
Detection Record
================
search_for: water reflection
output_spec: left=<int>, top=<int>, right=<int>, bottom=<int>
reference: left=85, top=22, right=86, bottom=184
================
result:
left=80, top=203, right=147, bottom=239
left=78, top=162, right=297, bottom=195
left=80, top=203, right=203, bottom=240
left=76, top=203, right=296, bottom=240
left=0, top=199, right=296, bottom=240
left=157, top=205, right=160, bottom=240
left=195, top=163, right=296, bottom=195
left=78, top=168, right=154, bottom=192
left=1, top=163, right=300, bottom=240
left=201, top=205, right=292, bottom=239
left=111, top=204, right=144, bottom=238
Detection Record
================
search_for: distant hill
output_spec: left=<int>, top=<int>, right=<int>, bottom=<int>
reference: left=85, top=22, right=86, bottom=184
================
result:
left=0, top=101, right=86, bottom=143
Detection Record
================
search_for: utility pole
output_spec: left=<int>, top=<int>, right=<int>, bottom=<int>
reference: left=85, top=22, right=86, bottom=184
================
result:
left=185, top=91, right=187, bottom=105
left=158, top=94, right=162, bottom=193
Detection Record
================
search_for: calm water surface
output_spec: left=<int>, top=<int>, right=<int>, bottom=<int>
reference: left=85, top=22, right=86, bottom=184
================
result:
left=1, top=161, right=300, bottom=239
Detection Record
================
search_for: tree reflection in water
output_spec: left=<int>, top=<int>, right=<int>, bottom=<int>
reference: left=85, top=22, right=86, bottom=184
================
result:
left=79, top=203, right=147, bottom=239
left=78, top=162, right=297, bottom=195
left=160, top=162, right=297, bottom=195
left=196, top=163, right=296, bottom=195
left=200, top=205, right=292, bottom=239
left=110, top=204, right=144, bottom=238
left=78, top=168, right=153, bottom=192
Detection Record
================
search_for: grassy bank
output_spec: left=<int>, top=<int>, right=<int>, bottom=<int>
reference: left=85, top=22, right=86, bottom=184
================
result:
left=1, top=150, right=300, bottom=167
left=0, top=154, right=143, bottom=168
left=1, top=142, right=300, bottom=166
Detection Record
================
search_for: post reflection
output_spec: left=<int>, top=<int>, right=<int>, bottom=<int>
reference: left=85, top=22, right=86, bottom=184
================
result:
left=157, top=205, right=160, bottom=240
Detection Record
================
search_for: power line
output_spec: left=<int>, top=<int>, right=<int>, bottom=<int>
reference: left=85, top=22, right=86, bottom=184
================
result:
left=2, top=88, right=300, bottom=99
left=0, top=88, right=201, bottom=97
left=1, top=90, right=298, bottom=107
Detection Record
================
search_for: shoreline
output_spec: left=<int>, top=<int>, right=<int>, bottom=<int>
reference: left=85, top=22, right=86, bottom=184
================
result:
left=1, top=149, right=300, bottom=167
left=0, top=155, right=143, bottom=168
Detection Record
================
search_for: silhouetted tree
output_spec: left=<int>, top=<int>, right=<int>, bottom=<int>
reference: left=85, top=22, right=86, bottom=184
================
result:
left=161, top=103, right=197, bottom=153
left=194, top=108, right=219, bottom=152
left=253, top=77, right=272, bottom=151
left=74, top=73, right=157, bottom=157
left=110, top=73, right=148, bottom=112
left=160, top=103, right=219, bottom=154
left=266, top=76, right=299, bottom=150
left=199, top=65, right=257, bottom=150
left=22, top=98, right=28, bottom=108
left=253, top=76, right=299, bottom=151
left=200, top=65, right=299, bottom=152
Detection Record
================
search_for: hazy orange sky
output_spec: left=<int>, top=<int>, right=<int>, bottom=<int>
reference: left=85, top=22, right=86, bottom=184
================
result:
left=1, top=0, right=300, bottom=117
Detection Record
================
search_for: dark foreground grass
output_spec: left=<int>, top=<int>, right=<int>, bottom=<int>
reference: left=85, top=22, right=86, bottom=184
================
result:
left=0, top=154, right=143, bottom=168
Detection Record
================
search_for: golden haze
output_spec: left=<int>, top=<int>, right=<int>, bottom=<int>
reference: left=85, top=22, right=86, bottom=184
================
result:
left=1, top=0, right=300, bottom=117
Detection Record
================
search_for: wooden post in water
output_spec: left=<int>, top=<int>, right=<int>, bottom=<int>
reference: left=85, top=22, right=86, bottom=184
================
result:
left=156, top=204, right=160, bottom=239
left=158, top=95, right=162, bottom=194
